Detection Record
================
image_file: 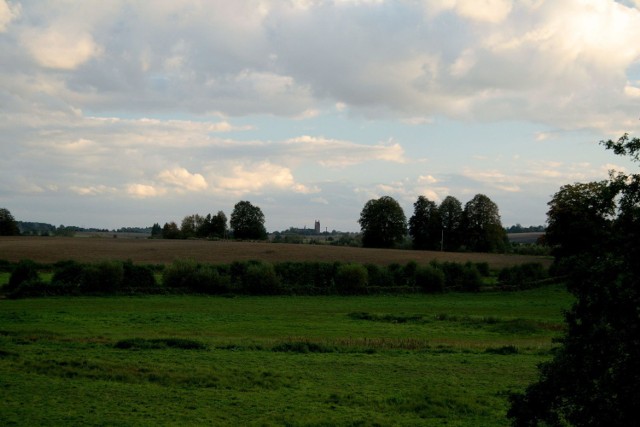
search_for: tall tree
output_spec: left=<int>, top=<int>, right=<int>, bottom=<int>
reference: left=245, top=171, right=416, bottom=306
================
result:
left=409, top=196, right=441, bottom=250
left=161, top=222, right=181, bottom=239
left=230, top=201, right=267, bottom=240
left=150, top=223, right=162, bottom=238
left=462, top=194, right=507, bottom=252
left=358, top=196, right=407, bottom=248
left=210, top=211, right=228, bottom=238
left=438, top=196, right=463, bottom=251
left=0, top=208, right=20, bottom=236
left=508, top=134, right=640, bottom=427
left=180, top=214, right=204, bottom=239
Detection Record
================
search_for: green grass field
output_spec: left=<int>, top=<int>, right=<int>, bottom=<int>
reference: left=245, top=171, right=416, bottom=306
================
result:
left=0, top=287, right=571, bottom=426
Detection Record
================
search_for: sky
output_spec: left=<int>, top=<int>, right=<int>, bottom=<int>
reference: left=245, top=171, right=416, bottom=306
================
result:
left=1, top=0, right=640, bottom=232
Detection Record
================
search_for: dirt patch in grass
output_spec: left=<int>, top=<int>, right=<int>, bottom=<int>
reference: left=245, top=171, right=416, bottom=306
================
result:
left=0, top=237, right=551, bottom=269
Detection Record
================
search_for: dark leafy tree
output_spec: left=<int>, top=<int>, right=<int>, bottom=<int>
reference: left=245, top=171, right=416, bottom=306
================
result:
left=210, top=211, right=228, bottom=238
left=358, top=196, right=407, bottom=248
left=409, top=196, right=441, bottom=250
left=438, top=196, right=463, bottom=251
left=161, top=222, right=181, bottom=239
left=150, top=223, right=162, bottom=238
left=462, top=194, right=507, bottom=252
left=508, top=133, right=640, bottom=427
left=0, top=208, right=20, bottom=236
left=545, top=181, right=614, bottom=262
left=230, top=201, right=267, bottom=240
left=181, top=214, right=205, bottom=239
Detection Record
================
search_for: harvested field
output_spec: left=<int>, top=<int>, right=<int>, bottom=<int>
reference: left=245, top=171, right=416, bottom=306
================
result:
left=0, top=236, right=551, bottom=269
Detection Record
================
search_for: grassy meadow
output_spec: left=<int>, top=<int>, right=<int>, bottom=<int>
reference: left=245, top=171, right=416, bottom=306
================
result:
left=0, top=286, right=571, bottom=426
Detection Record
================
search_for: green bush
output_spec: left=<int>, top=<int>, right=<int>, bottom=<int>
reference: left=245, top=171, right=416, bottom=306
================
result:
left=6, top=260, right=40, bottom=293
left=79, top=261, right=124, bottom=293
left=365, top=264, right=394, bottom=288
left=474, top=262, right=491, bottom=277
left=460, top=263, right=482, bottom=292
left=163, top=259, right=230, bottom=294
left=52, top=260, right=85, bottom=287
left=122, top=260, right=157, bottom=290
left=0, top=259, right=13, bottom=272
left=499, top=263, right=548, bottom=288
left=335, top=263, right=368, bottom=295
left=240, top=261, right=281, bottom=295
left=7, top=280, right=75, bottom=299
left=403, top=261, right=419, bottom=286
left=435, top=262, right=482, bottom=292
left=415, top=265, right=445, bottom=293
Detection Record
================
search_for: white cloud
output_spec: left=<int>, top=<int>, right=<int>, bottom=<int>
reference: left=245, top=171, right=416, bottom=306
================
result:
left=158, top=168, right=208, bottom=192
left=70, top=185, right=116, bottom=196
left=126, top=184, right=167, bottom=199
left=21, top=28, right=102, bottom=70
left=209, top=161, right=316, bottom=195
left=453, top=0, right=513, bottom=23
left=0, top=0, right=19, bottom=32
left=285, top=136, right=406, bottom=167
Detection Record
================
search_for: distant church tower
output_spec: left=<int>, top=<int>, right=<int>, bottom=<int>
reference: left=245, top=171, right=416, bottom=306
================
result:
left=314, top=220, right=320, bottom=234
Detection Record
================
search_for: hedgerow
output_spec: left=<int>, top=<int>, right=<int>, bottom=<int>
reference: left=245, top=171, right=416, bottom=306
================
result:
left=2, top=258, right=546, bottom=298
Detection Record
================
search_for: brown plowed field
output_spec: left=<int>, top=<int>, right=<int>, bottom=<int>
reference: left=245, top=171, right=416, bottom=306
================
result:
left=0, top=236, right=551, bottom=269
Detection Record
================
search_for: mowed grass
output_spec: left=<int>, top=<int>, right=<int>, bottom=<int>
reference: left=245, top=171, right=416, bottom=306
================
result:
left=0, top=236, right=551, bottom=269
left=0, top=286, right=571, bottom=426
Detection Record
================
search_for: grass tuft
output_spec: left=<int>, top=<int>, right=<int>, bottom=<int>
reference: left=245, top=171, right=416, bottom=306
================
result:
left=114, top=338, right=207, bottom=350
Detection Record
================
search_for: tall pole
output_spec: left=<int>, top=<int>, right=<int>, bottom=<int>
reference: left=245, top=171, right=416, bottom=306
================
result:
left=441, top=228, right=444, bottom=252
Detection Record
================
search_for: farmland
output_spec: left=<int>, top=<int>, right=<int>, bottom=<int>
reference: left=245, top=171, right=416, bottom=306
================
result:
left=0, top=236, right=551, bottom=269
left=0, top=236, right=563, bottom=425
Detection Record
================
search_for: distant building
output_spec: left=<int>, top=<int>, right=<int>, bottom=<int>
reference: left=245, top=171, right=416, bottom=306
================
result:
left=314, top=220, right=320, bottom=234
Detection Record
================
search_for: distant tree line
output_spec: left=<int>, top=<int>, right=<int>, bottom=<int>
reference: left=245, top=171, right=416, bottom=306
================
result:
left=359, top=193, right=509, bottom=253
left=505, top=224, right=545, bottom=233
left=153, top=200, right=267, bottom=241
left=4, top=192, right=532, bottom=255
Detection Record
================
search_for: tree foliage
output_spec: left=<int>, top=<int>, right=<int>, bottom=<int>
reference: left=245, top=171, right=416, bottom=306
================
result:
left=230, top=201, right=267, bottom=240
left=438, top=196, right=463, bottom=251
left=462, top=194, right=507, bottom=252
left=358, top=196, right=407, bottom=248
left=409, top=196, right=441, bottom=250
left=508, top=134, right=640, bottom=427
left=0, top=208, right=20, bottom=236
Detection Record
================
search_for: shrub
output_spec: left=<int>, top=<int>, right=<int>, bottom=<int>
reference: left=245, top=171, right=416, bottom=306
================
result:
left=460, top=263, right=482, bottom=292
left=499, top=263, right=548, bottom=288
left=6, top=260, right=40, bottom=293
left=163, top=259, right=230, bottom=294
left=7, top=280, right=75, bottom=299
left=52, top=260, right=85, bottom=287
left=415, top=265, right=445, bottom=293
left=240, top=261, right=281, bottom=295
left=79, top=261, right=124, bottom=293
left=365, top=264, right=394, bottom=288
left=435, top=262, right=482, bottom=292
left=335, top=263, right=368, bottom=295
left=387, top=263, right=405, bottom=286
left=122, top=260, right=157, bottom=290
left=474, top=262, right=491, bottom=277
left=0, top=259, right=13, bottom=272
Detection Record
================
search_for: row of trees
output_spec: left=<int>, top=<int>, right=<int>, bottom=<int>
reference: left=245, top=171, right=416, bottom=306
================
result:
left=359, top=193, right=508, bottom=252
left=153, top=201, right=267, bottom=240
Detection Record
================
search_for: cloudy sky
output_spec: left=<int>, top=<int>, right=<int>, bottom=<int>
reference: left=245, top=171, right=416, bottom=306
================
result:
left=1, top=0, right=640, bottom=232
